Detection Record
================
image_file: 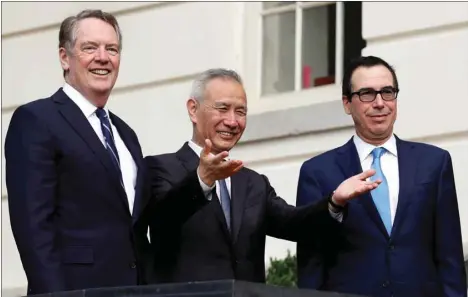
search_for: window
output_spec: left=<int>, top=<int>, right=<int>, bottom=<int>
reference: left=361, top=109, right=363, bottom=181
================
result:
left=260, top=1, right=365, bottom=96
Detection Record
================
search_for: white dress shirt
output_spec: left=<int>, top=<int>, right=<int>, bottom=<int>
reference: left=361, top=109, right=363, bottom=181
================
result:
left=63, top=83, right=138, bottom=214
left=353, top=134, right=399, bottom=224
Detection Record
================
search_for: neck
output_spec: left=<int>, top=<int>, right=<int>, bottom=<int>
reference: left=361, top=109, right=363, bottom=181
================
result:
left=66, top=79, right=109, bottom=108
left=356, top=130, right=393, bottom=146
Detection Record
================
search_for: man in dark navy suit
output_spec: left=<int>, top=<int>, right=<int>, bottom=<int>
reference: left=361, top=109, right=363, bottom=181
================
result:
left=296, top=56, right=466, bottom=297
left=5, top=10, right=151, bottom=295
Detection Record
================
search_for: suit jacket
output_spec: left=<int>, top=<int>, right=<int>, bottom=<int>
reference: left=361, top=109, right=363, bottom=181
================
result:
left=4, top=89, right=151, bottom=295
left=140, top=142, right=342, bottom=284
left=296, top=136, right=466, bottom=297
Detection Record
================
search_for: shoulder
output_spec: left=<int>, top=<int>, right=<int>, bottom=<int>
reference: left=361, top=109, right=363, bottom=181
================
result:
left=402, top=139, right=450, bottom=160
left=300, top=146, right=342, bottom=173
left=144, top=153, right=181, bottom=176
left=14, top=97, right=55, bottom=117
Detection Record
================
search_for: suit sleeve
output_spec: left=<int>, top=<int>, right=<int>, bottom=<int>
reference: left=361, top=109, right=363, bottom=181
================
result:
left=295, top=163, right=330, bottom=289
left=434, top=152, right=467, bottom=297
left=142, top=157, right=208, bottom=229
left=264, top=169, right=342, bottom=244
left=5, top=106, right=65, bottom=294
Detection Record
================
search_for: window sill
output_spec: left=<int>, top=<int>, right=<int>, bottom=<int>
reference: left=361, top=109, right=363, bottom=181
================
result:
left=241, top=84, right=354, bottom=144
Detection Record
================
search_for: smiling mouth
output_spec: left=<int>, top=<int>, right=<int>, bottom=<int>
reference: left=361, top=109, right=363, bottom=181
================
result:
left=217, top=131, right=237, bottom=138
left=90, top=69, right=110, bottom=76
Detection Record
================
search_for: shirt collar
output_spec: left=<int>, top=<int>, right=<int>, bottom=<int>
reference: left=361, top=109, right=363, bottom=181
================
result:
left=62, top=82, right=109, bottom=119
left=188, top=140, right=203, bottom=158
left=353, top=133, right=397, bottom=162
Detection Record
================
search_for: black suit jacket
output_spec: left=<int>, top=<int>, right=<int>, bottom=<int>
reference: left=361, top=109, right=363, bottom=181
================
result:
left=4, top=89, right=151, bottom=294
left=141, top=142, right=342, bottom=284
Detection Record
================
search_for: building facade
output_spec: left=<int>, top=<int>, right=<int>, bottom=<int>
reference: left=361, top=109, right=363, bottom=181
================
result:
left=2, top=2, right=467, bottom=295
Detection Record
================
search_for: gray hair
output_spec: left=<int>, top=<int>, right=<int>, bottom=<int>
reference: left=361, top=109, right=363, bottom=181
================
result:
left=190, top=68, right=243, bottom=102
left=59, top=9, right=122, bottom=76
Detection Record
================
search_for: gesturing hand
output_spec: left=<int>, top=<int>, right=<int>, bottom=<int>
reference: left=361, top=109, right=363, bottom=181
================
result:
left=197, top=139, right=244, bottom=186
left=332, top=169, right=382, bottom=206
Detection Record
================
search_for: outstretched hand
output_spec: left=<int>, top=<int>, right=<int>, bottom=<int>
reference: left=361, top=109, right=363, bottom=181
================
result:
left=332, top=169, right=382, bottom=206
left=198, top=139, right=244, bottom=186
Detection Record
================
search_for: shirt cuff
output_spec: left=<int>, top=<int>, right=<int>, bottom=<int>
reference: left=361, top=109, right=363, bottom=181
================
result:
left=328, top=205, right=343, bottom=223
left=197, top=170, right=215, bottom=200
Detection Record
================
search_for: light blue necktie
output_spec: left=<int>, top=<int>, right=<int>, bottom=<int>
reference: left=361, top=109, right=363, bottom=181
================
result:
left=218, top=179, right=231, bottom=232
left=370, top=147, right=392, bottom=235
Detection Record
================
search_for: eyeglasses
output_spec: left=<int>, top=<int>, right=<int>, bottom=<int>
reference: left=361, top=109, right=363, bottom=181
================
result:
left=350, top=87, right=399, bottom=102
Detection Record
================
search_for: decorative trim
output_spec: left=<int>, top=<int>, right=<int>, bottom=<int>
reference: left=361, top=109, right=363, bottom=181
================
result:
left=240, top=99, right=353, bottom=143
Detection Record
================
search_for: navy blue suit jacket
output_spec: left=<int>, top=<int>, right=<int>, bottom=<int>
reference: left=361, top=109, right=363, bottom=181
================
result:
left=4, top=89, right=151, bottom=294
left=296, top=136, right=466, bottom=297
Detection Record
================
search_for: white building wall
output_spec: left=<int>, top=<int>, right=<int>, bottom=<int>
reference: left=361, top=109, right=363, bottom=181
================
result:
left=1, top=2, right=467, bottom=295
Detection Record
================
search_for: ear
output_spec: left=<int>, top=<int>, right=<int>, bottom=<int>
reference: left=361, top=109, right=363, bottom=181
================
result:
left=59, top=47, right=70, bottom=72
left=186, top=98, right=199, bottom=124
left=342, top=95, right=352, bottom=115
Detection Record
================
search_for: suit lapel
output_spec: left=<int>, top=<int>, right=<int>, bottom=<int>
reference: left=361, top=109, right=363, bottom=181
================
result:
left=231, top=169, right=249, bottom=243
left=110, top=113, right=144, bottom=222
left=336, top=137, right=390, bottom=239
left=53, top=89, right=130, bottom=213
left=176, top=143, right=232, bottom=242
left=391, top=137, right=416, bottom=237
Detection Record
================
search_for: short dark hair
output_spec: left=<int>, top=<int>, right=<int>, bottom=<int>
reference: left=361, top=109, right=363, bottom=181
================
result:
left=59, top=9, right=122, bottom=77
left=342, top=56, right=399, bottom=99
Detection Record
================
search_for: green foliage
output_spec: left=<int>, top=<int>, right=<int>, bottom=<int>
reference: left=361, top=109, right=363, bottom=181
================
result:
left=265, top=250, right=297, bottom=287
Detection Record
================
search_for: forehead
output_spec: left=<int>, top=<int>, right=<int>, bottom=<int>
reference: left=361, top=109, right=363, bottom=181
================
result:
left=205, top=77, right=247, bottom=105
left=351, top=65, right=394, bottom=91
left=75, top=18, right=118, bottom=44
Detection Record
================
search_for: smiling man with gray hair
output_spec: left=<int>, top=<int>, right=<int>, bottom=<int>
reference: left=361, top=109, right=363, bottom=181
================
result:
left=140, top=67, right=382, bottom=284
left=5, top=9, right=151, bottom=294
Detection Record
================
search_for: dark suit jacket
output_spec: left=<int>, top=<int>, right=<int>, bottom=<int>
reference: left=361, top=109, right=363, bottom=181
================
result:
left=296, top=136, right=466, bottom=297
left=141, top=142, right=342, bottom=284
left=4, top=89, right=151, bottom=294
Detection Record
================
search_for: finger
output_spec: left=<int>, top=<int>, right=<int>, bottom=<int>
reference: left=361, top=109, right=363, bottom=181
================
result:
left=232, top=162, right=244, bottom=173
left=218, top=159, right=243, bottom=172
left=212, top=151, right=230, bottom=163
left=201, top=139, right=212, bottom=157
left=357, top=169, right=376, bottom=180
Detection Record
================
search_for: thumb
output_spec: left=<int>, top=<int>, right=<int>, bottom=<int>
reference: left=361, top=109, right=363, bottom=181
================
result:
left=201, top=138, right=212, bottom=157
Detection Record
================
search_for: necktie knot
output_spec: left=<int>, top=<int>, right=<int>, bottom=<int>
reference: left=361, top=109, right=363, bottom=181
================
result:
left=95, top=108, right=107, bottom=120
left=371, top=147, right=386, bottom=160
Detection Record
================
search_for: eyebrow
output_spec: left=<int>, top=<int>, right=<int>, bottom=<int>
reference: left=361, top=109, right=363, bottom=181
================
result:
left=214, top=102, right=247, bottom=110
left=81, top=41, right=119, bottom=48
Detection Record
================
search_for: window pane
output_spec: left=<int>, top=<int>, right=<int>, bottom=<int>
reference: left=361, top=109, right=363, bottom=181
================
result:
left=262, top=11, right=295, bottom=95
left=263, top=2, right=296, bottom=10
left=301, top=4, right=336, bottom=89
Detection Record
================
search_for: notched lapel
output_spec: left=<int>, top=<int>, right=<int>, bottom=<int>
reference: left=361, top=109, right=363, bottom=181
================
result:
left=336, top=137, right=390, bottom=238
left=231, top=169, right=249, bottom=243
left=53, top=90, right=130, bottom=213
left=110, top=113, right=144, bottom=222
left=176, top=143, right=232, bottom=241
left=391, top=138, right=416, bottom=236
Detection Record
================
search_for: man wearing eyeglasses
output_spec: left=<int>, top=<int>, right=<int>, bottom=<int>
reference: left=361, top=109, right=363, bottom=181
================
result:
left=296, top=56, right=466, bottom=297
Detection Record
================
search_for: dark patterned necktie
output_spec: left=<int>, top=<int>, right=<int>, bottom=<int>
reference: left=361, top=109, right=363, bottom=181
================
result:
left=95, top=108, right=124, bottom=189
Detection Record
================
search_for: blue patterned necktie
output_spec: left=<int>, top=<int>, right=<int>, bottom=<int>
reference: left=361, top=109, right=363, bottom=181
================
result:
left=95, top=108, right=124, bottom=189
left=370, top=147, right=392, bottom=235
left=218, top=179, right=231, bottom=232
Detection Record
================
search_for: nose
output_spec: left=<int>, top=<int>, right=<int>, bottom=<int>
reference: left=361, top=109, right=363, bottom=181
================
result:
left=373, top=93, right=385, bottom=109
left=94, top=47, right=109, bottom=62
left=223, top=111, right=239, bottom=128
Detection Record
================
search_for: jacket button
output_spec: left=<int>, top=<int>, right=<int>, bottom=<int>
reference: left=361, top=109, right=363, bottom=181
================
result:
left=382, top=280, right=390, bottom=288
left=130, top=262, right=137, bottom=268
